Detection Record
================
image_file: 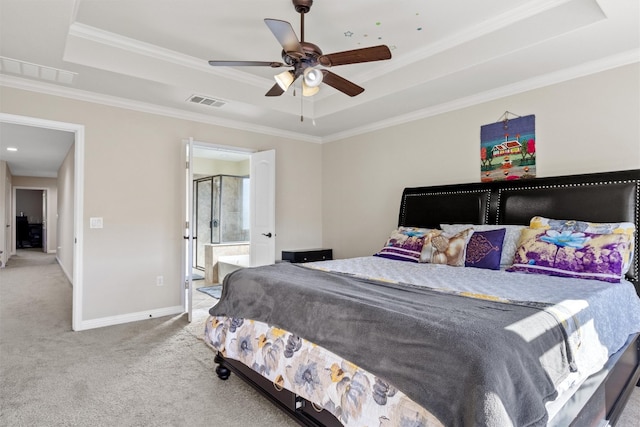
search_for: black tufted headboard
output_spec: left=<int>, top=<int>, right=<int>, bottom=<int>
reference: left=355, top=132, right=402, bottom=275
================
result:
left=399, top=169, right=640, bottom=291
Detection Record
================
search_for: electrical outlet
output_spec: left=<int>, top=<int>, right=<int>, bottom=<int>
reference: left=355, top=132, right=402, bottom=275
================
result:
left=156, top=276, right=164, bottom=286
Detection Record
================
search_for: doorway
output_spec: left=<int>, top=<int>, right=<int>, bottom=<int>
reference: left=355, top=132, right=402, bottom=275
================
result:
left=190, top=146, right=252, bottom=282
left=15, top=188, right=46, bottom=250
left=193, top=174, right=250, bottom=274
left=0, top=113, right=84, bottom=331
left=182, top=139, right=275, bottom=322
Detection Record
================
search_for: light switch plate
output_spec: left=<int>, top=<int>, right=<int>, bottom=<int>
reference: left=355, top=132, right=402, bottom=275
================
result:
left=89, top=217, right=103, bottom=229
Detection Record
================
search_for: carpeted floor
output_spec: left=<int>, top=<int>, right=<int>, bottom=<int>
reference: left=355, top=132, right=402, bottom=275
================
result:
left=1, top=249, right=639, bottom=426
left=0, top=249, right=296, bottom=427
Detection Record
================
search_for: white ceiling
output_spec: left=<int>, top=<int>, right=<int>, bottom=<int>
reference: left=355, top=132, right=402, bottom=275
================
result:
left=0, top=0, right=638, bottom=176
left=0, top=123, right=74, bottom=178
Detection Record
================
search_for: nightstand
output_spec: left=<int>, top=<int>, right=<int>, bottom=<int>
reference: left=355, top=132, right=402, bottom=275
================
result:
left=282, top=248, right=333, bottom=263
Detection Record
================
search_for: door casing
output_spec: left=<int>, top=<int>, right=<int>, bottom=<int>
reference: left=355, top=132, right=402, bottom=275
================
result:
left=182, top=139, right=275, bottom=321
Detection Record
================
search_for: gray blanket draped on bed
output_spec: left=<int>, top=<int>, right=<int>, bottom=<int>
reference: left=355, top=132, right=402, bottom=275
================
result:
left=209, top=263, right=572, bottom=427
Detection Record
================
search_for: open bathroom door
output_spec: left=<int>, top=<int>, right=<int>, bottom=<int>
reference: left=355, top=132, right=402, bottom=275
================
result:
left=249, top=149, right=276, bottom=266
left=182, top=138, right=195, bottom=322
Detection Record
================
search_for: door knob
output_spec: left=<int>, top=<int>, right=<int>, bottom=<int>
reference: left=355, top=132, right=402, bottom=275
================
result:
left=261, top=232, right=273, bottom=238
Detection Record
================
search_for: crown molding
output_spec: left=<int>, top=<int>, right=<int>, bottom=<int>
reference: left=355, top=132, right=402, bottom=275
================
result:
left=2, top=49, right=636, bottom=144
left=67, top=22, right=271, bottom=89
left=322, top=49, right=639, bottom=143
left=0, top=74, right=322, bottom=144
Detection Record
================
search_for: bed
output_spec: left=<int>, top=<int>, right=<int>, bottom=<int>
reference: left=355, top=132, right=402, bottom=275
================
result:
left=204, top=169, right=640, bottom=427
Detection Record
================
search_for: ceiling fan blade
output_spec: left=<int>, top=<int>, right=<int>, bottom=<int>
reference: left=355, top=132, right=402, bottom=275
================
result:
left=321, top=70, right=365, bottom=97
left=318, top=45, right=392, bottom=67
left=265, top=83, right=285, bottom=97
left=208, top=60, right=285, bottom=68
left=264, top=19, right=304, bottom=55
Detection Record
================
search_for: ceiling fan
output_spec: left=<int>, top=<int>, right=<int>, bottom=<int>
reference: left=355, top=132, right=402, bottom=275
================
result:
left=208, top=0, right=392, bottom=97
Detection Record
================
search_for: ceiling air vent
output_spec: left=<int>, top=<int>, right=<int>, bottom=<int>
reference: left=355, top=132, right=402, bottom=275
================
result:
left=0, top=56, right=77, bottom=84
left=187, top=94, right=227, bottom=108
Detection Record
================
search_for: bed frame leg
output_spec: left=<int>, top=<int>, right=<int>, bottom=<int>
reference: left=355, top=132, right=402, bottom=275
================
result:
left=214, top=353, right=231, bottom=380
left=216, top=364, right=231, bottom=380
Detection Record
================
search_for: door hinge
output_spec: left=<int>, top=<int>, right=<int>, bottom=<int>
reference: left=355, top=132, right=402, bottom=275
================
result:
left=184, top=280, right=189, bottom=290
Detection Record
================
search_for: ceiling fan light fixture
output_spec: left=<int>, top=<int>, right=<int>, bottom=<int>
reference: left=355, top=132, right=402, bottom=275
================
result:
left=302, top=81, right=320, bottom=97
left=274, top=70, right=295, bottom=91
left=208, top=1, right=392, bottom=99
left=303, top=67, right=323, bottom=88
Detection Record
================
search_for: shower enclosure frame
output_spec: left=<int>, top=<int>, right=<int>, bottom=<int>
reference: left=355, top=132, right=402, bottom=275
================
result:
left=193, top=174, right=250, bottom=270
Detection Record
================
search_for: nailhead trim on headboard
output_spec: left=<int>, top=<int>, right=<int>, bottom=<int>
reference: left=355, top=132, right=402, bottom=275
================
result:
left=400, top=189, right=492, bottom=225
left=399, top=170, right=640, bottom=293
left=495, top=179, right=640, bottom=281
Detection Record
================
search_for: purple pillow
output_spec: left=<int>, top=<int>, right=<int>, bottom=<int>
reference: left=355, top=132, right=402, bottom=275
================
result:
left=507, top=228, right=633, bottom=283
left=465, top=228, right=506, bottom=270
left=374, top=227, right=431, bottom=263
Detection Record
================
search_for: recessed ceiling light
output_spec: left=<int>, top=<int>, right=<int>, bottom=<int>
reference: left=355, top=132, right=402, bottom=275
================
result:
left=6, top=147, right=18, bottom=152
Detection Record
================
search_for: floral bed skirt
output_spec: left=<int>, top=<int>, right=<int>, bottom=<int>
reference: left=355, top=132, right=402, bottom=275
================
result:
left=204, top=315, right=443, bottom=427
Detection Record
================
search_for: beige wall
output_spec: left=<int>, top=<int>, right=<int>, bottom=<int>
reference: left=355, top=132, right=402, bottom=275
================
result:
left=0, top=87, right=323, bottom=324
left=193, top=157, right=250, bottom=177
left=1, top=62, right=637, bottom=326
left=12, top=176, right=58, bottom=254
left=322, top=63, right=640, bottom=259
left=57, top=143, right=75, bottom=281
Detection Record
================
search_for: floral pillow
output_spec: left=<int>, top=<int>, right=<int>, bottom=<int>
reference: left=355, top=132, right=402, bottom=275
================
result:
left=374, top=227, right=432, bottom=263
left=529, top=216, right=636, bottom=274
left=420, top=228, right=473, bottom=266
left=507, top=227, right=633, bottom=283
left=441, top=224, right=525, bottom=268
left=464, top=228, right=506, bottom=270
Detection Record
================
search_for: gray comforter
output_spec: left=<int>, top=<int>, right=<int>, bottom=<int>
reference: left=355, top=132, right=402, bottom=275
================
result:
left=209, top=262, right=572, bottom=426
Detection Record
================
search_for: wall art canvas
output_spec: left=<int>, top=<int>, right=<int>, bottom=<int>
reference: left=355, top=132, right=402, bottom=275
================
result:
left=480, top=114, right=536, bottom=182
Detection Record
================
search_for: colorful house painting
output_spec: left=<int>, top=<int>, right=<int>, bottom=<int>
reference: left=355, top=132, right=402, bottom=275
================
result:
left=480, top=114, right=536, bottom=182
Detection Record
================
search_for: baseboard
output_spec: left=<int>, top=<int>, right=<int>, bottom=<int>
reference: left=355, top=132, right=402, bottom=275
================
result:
left=76, top=305, right=184, bottom=331
left=55, top=256, right=73, bottom=284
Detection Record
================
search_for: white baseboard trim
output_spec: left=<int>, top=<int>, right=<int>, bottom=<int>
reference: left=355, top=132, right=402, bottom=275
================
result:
left=56, top=256, right=73, bottom=284
left=76, top=305, right=185, bottom=331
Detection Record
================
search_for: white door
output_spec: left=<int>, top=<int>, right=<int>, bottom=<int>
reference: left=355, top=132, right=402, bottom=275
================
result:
left=250, top=149, right=276, bottom=266
left=1, top=169, right=10, bottom=267
left=41, top=190, right=47, bottom=253
left=182, top=139, right=195, bottom=322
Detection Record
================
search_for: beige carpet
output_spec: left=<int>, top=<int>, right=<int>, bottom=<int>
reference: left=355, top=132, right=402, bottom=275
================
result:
left=0, top=250, right=296, bottom=427
left=1, top=249, right=639, bottom=426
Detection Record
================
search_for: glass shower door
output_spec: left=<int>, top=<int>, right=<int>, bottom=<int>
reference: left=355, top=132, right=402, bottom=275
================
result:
left=194, top=178, right=212, bottom=270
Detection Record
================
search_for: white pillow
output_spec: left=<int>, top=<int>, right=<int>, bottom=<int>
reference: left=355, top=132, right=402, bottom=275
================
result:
left=440, top=224, right=526, bottom=268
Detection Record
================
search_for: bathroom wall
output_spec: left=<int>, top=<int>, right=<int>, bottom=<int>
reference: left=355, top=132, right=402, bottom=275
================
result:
left=220, top=175, right=249, bottom=243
